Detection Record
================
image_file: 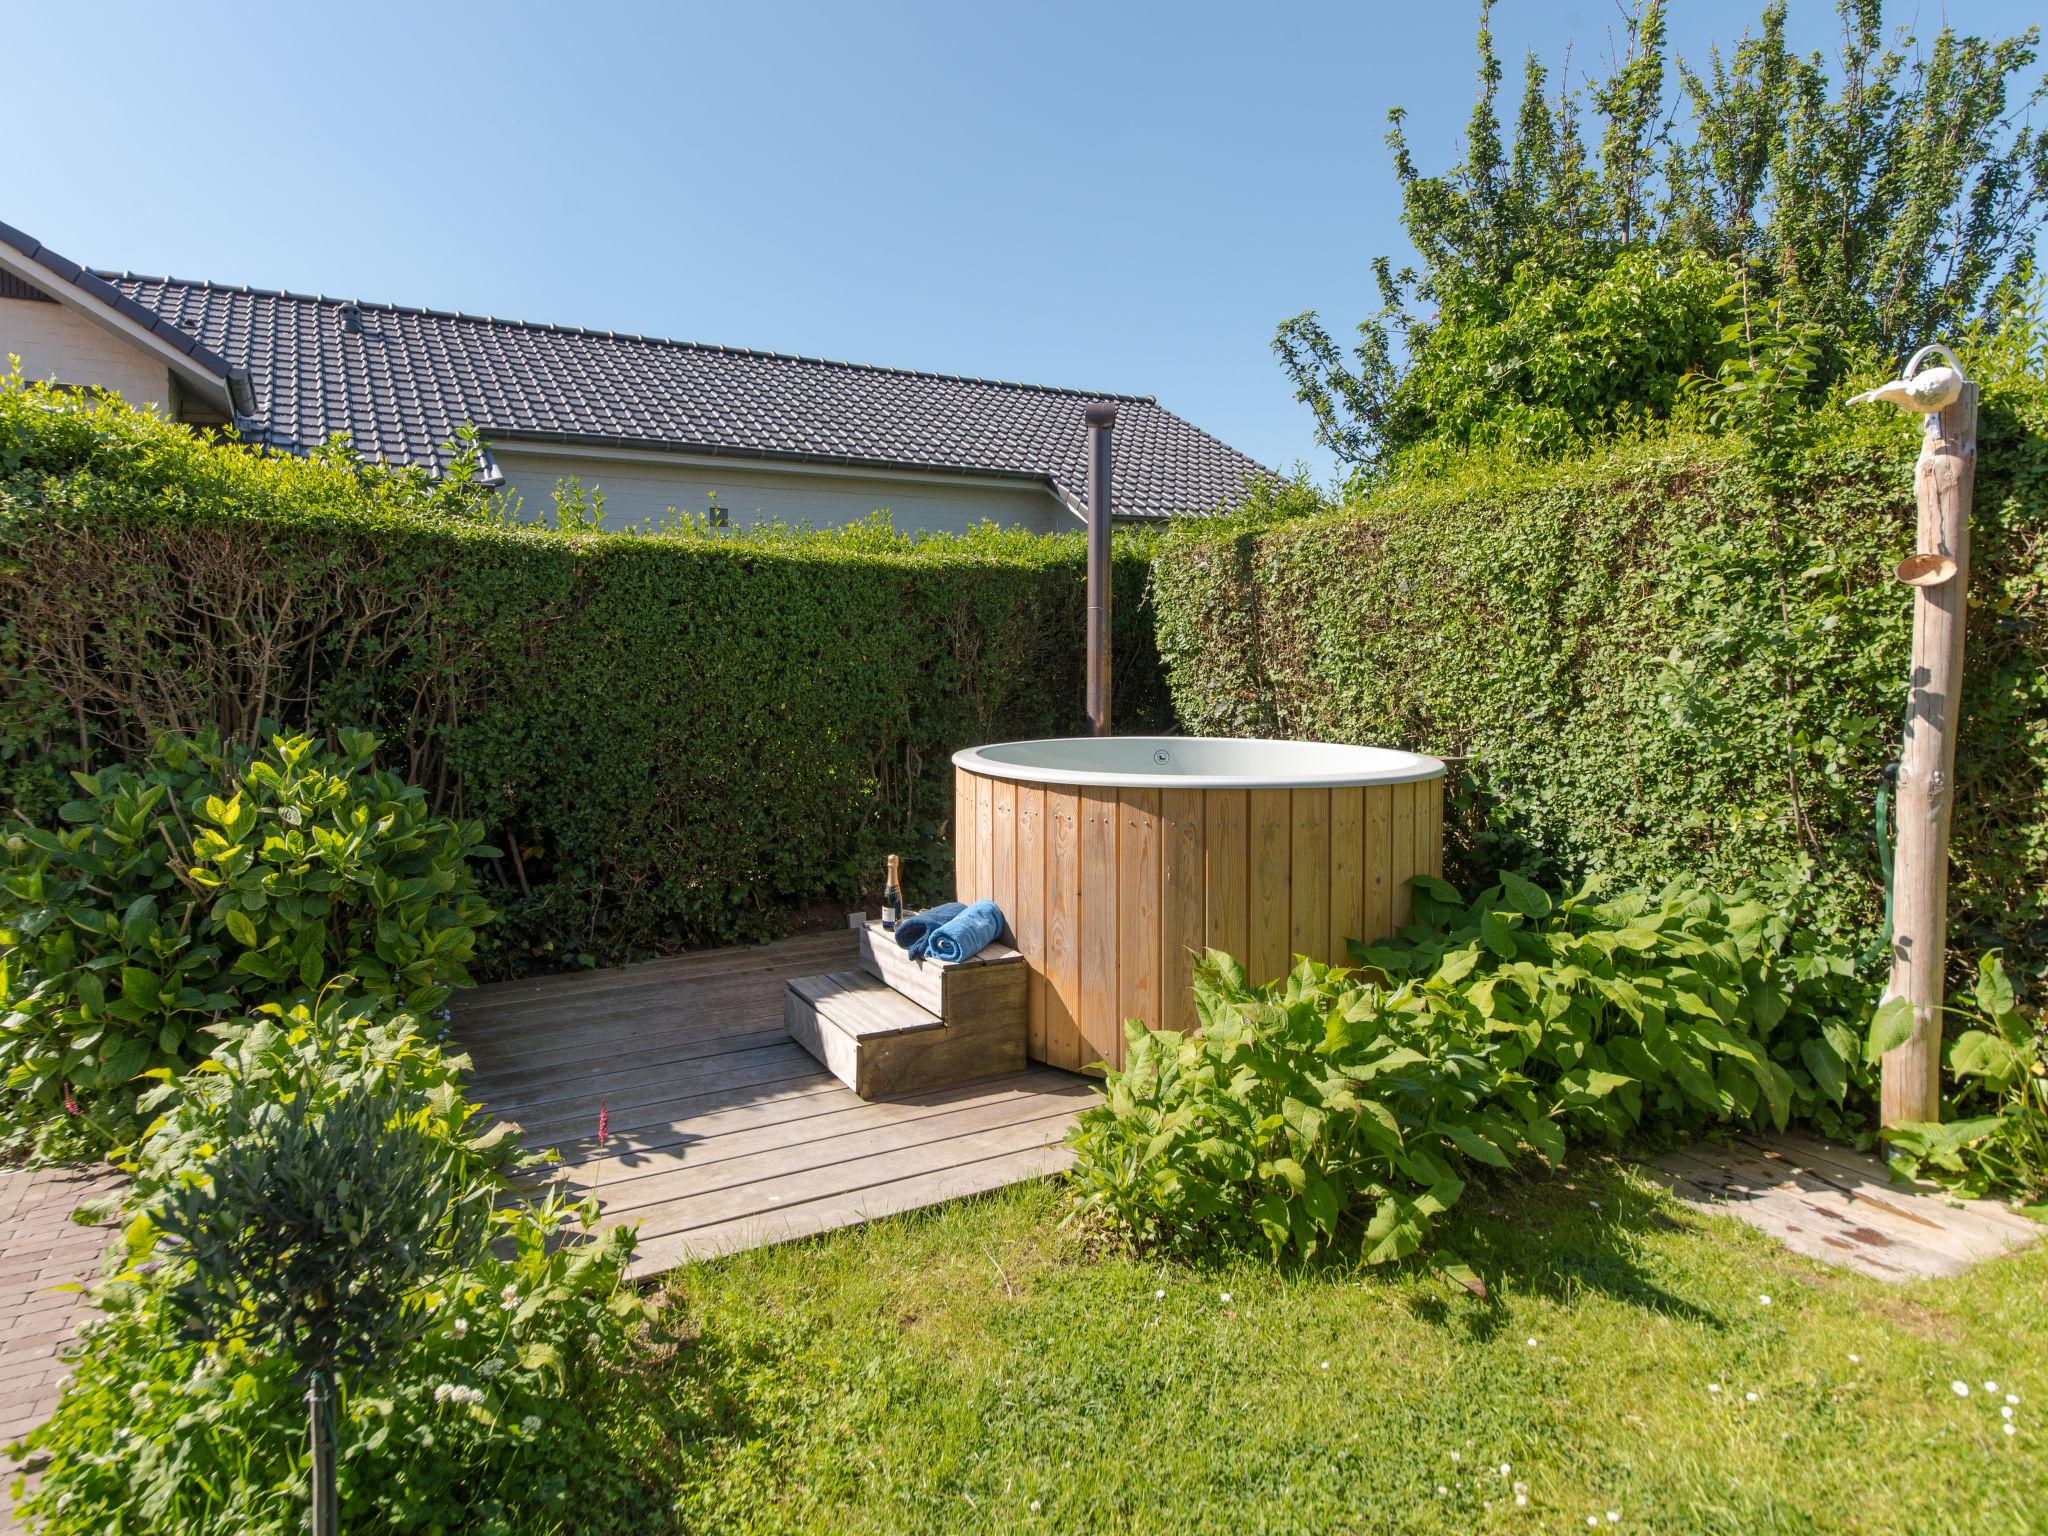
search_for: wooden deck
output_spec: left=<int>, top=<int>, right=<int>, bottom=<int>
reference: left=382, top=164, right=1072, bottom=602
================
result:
left=450, top=930, right=1095, bottom=1279
left=1647, top=1130, right=2040, bottom=1282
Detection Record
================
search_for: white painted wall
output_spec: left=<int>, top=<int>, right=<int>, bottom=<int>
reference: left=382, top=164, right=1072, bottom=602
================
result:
left=0, top=295, right=171, bottom=408
left=491, top=446, right=1070, bottom=537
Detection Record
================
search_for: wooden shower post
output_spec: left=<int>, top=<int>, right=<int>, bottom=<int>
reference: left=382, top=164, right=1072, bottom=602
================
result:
left=1880, top=375, right=1978, bottom=1128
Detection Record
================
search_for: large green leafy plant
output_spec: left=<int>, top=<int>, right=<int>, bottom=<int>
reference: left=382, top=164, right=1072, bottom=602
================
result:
left=0, top=728, right=495, bottom=1125
left=1879, top=953, right=2047, bottom=1200
left=1068, top=875, right=1870, bottom=1272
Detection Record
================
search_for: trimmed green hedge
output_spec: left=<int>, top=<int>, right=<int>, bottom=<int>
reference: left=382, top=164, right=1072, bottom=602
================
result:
left=1150, top=388, right=2048, bottom=982
left=0, top=386, right=1169, bottom=973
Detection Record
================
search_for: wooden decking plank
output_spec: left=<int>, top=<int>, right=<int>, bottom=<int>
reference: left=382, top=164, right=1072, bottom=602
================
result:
left=456, top=931, right=857, bottom=1015
left=555, top=1076, right=1063, bottom=1181
left=576, top=1094, right=1084, bottom=1219
left=457, top=930, right=856, bottom=1006
left=539, top=1068, right=1065, bottom=1163
left=465, top=1027, right=789, bottom=1096
left=617, top=1111, right=1078, bottom=1244
left=451, top=930, right=1099, bottom=1281
left=482, top=1039, right=807, bottom=1118
left=462, top=1002, right=785, bottom=1071
left=459, top=976, right=794, bottom=1037
left=491, top=1049, right=828, bottom=1141
left=625, top=1142, right=1077, bottom=1279
left=454, top=966, right=813, bottom=1037
left=525, top=1078, right=851, bottom=1157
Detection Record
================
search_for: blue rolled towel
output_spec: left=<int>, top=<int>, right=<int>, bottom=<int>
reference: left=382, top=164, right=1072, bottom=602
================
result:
left=894, top=901, right=964, bottom=953
left=922, top=899, right=1004, bottom=965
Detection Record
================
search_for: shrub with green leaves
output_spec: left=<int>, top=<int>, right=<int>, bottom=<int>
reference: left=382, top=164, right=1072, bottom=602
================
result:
left=1153, top=338, right=2048, bottom=982
left=1067, top=874, right=1871, bottom=1273
left=0, top=381, right=1172, bottom=976
left=12, top=999, right=666, bottom=1536
left=0, top=728, right=495, bottom=1125
left=1881, top=952, right=2048, bottom=1201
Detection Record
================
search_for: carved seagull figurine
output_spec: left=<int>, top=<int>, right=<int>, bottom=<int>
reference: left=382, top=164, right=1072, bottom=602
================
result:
left=1848, top=365, right=1964, bottom=414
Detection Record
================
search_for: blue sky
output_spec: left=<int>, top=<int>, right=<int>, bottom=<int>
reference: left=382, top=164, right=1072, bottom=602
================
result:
left=9, top=1, right=2044, bottom=481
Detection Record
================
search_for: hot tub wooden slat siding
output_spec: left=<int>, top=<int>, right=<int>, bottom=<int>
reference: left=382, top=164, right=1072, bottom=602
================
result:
left=955, top=767, right=1444, bottom=1073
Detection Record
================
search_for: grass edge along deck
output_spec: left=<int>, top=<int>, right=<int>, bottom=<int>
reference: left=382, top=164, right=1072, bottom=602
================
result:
left=450, top=930, right=1091, bottom=1282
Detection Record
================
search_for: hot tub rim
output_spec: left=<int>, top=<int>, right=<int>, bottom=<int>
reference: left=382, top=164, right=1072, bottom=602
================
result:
left=951, top=735, right=1447, bottom=791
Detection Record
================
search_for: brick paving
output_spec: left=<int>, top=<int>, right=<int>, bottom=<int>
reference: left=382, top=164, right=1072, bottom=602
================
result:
left=0, top=1164, right=124, bottom=1534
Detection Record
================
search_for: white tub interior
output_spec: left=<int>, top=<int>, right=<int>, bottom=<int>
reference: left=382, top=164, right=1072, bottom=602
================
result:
left=952, top=736, right=1445, bottom=789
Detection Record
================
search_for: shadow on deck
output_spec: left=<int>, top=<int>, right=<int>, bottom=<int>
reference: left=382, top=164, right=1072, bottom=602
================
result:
left=450, top=929, right=1094, bottom=1280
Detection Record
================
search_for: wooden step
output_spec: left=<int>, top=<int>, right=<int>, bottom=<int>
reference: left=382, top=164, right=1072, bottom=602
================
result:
left=858, top=919, right=1025, bottom=1020
left=786, top=969, right=1026, bottom=1099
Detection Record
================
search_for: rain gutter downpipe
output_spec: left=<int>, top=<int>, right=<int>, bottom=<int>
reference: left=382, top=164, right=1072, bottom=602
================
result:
left=1084, top=402, right=1115, bottom=737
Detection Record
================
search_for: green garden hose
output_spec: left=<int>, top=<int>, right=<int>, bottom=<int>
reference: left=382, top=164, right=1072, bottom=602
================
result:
left=1873, top=762, right=1899, bottom=956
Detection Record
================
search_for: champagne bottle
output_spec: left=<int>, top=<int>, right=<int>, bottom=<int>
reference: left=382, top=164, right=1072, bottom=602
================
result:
left=881, top=854, right=903, bottom=931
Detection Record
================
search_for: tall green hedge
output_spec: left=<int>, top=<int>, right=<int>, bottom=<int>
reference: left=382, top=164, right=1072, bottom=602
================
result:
left=1150, top=384, right=2048, bottom=983
left=0, top=386, right=1168, bottom=973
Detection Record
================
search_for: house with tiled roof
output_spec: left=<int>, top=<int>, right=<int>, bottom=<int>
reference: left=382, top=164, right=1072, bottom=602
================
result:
left=0, top=219, right=1273, bottom=535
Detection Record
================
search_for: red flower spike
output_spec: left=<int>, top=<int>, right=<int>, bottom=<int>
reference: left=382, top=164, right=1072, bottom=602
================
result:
left=597, top=1103, right=608, bottom=1145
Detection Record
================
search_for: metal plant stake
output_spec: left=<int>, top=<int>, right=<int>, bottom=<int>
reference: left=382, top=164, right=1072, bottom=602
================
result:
left=1849, top=345, right=1978, bottom=1127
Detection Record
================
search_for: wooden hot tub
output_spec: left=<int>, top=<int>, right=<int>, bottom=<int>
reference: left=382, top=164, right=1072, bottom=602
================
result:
left=950, top=736, right=1446, bottom=1072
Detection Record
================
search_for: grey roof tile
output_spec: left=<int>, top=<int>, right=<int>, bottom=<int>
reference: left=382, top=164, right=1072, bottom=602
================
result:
left=100, top=271, right=1273, bottom=518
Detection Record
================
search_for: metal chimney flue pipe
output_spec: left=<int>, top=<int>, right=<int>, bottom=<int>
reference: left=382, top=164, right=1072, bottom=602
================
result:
left=1084, top=402, right=1116, bottom=737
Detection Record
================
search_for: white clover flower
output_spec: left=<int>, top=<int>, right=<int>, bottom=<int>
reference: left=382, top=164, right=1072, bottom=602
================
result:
left=1588, top=1519, right=1601, bottom=1529
left=434, top=1383, right=453, bottom=1403
left=1708, top=1383, right=1722, bottom=1394
left=478, top=1359, right=504, bottom=1378
left=1607, top=1514, right=1621, bottom=1524
left=1155, top=1289, right=1165, bottom=1300
left=1435, top=1486, right=1447, bottom=1497
left=1029, top=1500, right=1042, bottom=1513
left=1848, top=1353, right=1860, bottom=1363
left=2002, top=1406, right=2014, bottom=1420
left=1984, top=1380, right=1999, bottom=1393
left=1219, top=1291, right=1232, bottom=1304
left=1526, top=1337, right=1538, bottom=1348
left=1319, top=1361, right=1329, bottom=1371
left=1449, top=1450, right=1461, bottom=1463
left=1746, top=1391, right=1759, bottom=1402
left=1515, top=1494, right=1529, bottom=1507
left=521, top=1415, right=542, bottom=1434
left=2007, top=1393, right=2021, bottom=1405
left=450, top=1318, right=468, bottom=1338
left=1757, top=1294, right=1771, bottom=1306
left=500, top=1284, right=520, bottom=1310
left=1499, top=1463, right=1511, bottom=1476
left=1952, top=1380, right=1971, bottom=1397
left=2004, top=1423, right=2017, bottom=1437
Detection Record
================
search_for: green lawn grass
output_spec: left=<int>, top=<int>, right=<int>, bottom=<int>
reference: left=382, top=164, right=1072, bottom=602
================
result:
left=637, top=1158, right=2045, bottom=1536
